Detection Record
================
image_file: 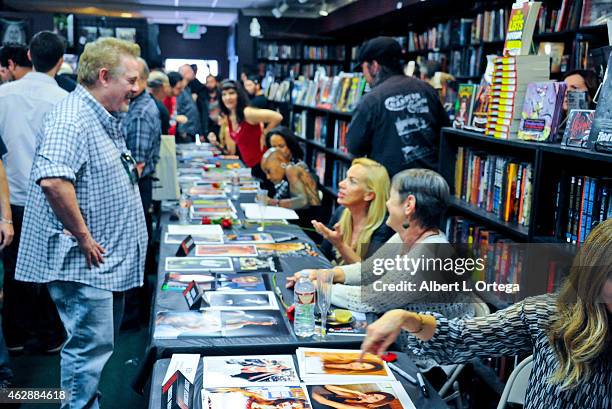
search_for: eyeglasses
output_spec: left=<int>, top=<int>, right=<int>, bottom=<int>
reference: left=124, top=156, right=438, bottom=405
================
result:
left=120, top=152, right=139, bottom=185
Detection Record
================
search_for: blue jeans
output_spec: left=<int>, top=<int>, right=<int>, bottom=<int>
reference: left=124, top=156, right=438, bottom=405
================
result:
left=0, top=318, right=13, bottom=381
left=48, top=281, right=124, bottom=409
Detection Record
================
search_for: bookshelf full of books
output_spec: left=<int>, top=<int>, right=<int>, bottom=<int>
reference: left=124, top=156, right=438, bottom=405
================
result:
left=256, top=39, right=350, bottom=82
left=440, top=127, right=611, bottom=248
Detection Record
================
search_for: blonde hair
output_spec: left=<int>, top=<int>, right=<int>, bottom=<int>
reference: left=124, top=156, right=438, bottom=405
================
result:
left=337, top=158, right=390, bottom=261
left=548, top=218, right=611, bottom=389
left=77, top=37, right=140, bottom=86
left=148, top=70, right=169, bottom=87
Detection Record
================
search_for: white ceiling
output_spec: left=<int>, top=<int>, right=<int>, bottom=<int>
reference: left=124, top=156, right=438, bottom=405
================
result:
left=5, top=0, right=354, bottom=26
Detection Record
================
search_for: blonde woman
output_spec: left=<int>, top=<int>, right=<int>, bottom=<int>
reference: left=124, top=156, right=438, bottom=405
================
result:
left=312, top=158, right=393, bottom=265
left=361, top=218, right=612, bottom=409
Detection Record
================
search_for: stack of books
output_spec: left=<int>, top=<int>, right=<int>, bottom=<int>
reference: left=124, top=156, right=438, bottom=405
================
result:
left=485, top=55, right=549, bottom=139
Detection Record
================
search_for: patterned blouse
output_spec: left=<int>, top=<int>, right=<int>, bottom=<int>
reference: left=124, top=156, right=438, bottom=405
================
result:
left=406, top=294, right=612, bottom=409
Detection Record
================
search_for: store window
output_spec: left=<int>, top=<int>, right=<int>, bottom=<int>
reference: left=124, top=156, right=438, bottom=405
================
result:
left=164, top=58, right=218, bottom=82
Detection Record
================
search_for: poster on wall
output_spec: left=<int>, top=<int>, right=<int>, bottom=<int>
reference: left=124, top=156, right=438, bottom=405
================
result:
left=0, top=19, right=28, bottom=45
left=78, top=26, right=98, bottom=45
left=52, top=14, right=74, bottom=46
left=115, top=27, right=136, bottom=43
left=98, top=27, right=114, bottom=38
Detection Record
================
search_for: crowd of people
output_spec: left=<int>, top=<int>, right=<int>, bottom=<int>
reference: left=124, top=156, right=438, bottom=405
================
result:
left=0, top=28, right=608, bottom=409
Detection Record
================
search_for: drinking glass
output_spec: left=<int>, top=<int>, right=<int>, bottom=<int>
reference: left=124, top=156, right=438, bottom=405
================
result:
left=255, top=188, right=268, bottom=232
left=316, top=269, right=335, bottom=339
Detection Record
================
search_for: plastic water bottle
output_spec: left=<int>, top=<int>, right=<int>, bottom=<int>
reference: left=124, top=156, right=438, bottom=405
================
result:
left=230, top=171, right=241, bottom=200
left=179, top=193, right=190, bottom=224
left=293, top=272, right=316, bottom=337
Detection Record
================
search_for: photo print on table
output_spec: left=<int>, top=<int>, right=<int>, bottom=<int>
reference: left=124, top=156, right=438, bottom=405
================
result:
left=202, top=385, right=311, bottom=409
left=236, top=256, right=280, bottom=273
left=154, top=309, right=289, bottom=339
left=216, top=273, right=266, bottom=292
left=202, top=355, right=299, bottom=386
left=297, top=348, right=396, bottom=383
left=204, top=291, right=279, bottom=310
left=306, top=382, right=415, bottom=409
left=165, top=256, right=234, bottom=272
left=196, top=245, right=258, bottom=257
left=165, top=233, right=224, bottom=245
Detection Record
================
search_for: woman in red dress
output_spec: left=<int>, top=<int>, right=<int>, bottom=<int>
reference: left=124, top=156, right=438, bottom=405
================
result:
left=216, top=79, right=282, bottom=182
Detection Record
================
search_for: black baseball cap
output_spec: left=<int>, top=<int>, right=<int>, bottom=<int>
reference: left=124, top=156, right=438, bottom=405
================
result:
left=353, top=36, right=403, bottom=71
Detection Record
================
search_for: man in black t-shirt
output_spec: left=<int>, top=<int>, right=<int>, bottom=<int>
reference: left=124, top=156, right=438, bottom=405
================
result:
left=347, top=37, right=450, bottom=177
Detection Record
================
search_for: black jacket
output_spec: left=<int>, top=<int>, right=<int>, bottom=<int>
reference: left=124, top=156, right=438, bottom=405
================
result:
left=346, top=75, right=450, bottom=177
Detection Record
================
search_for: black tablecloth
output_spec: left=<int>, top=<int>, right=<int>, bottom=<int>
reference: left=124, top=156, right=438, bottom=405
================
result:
left=148, top=352, right=450, bottom=409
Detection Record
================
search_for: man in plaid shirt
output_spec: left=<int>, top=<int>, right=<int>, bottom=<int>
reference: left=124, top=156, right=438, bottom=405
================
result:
left=15, top=37, right=147, bottom=409
left=120, top=57, right=161, bottom=328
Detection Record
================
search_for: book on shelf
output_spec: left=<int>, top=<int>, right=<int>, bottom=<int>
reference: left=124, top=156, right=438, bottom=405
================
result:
left=556, top=176, right=610, bottom=244
left=561, top=109, right=596, bottom=148
left=589, top=53, right=612, bottom=153
left=484, top=55, right=550, bottom=139
left=465, top=55, right=496, bottom=132
left=314, top=152, right=326, bottom=183
left=450, top=46, right=484, bottom=78
left=292, top=72, right=366, bottom=112
left=581, top=0, right=612, bottom=27
left=257, top=42, right=298, bottom=59
left=503, top=1, right=542, bottom=57
left=572, top=34, right=590, bottom=71
left=333, top=119, right=349, bottom=153
left=453, top=84, right=478, bottom=129
left=303, top=44, right=346, bottom=60
left=537, top=42, right=565, bottom=73
left=331, top=161, right=348, bottom=189
left=407, top=21, right=452, bottom=51
left=454, top=146, right=533, bottom=227
left=567, top=90, right=590, bottom=110
left=517, top=81, right=567, bottom=142
left=471, top=7, right=509, bottom=44
left=446, top=216, right=523, bottom=292
left=293, top=112, right=307, bottom=139
left=313, top=116, right=327, bottom=146
left=264, top=80, right=291, bottom=103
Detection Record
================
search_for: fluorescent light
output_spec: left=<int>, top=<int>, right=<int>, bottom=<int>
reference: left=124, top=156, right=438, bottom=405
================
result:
left=272, top=1, right=288, bottom=18
left=319, top=1, right=329, bottom=16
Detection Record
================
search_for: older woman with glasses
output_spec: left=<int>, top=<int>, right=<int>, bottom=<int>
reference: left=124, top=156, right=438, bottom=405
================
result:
left=287, top=168, right=472, bottom=319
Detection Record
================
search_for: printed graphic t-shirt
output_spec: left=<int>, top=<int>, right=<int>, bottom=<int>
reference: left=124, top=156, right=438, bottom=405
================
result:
left=346, top=75, right=450, bottom=177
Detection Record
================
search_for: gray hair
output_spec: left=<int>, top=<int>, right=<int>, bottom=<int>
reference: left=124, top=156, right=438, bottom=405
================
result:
left=391, top=168, right=449, bottom=229
left=137, top=57, right=149, bottom=81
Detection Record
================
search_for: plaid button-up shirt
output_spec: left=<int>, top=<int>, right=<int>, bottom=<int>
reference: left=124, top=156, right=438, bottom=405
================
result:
left=120, top=90, right=161, bottom=177
left=15, top=85, right=148, bottom=291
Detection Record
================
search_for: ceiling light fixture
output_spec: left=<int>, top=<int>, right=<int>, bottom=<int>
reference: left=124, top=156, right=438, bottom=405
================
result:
left=272, top=1, right=289, bottom=18
left=319, top=1, right=329, bottom=16
left=298, top=0, right=308, bottom=3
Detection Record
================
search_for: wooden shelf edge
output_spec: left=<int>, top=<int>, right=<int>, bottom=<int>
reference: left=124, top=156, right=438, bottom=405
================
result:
left=449, top=197, right=530, bottom=240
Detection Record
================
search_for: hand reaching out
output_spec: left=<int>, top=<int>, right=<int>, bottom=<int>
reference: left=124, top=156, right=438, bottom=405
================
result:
left=311, top=220, right=342, bottom=246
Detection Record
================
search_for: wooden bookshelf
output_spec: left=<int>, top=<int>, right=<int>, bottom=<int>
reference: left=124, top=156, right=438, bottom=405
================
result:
left=439, top=127, right=612, bottom=245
